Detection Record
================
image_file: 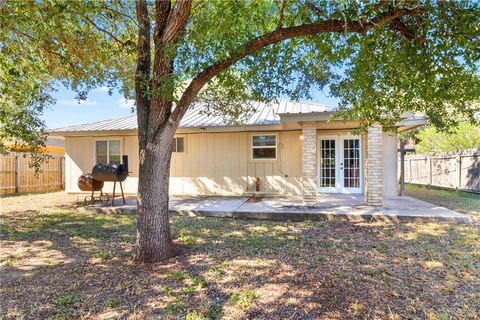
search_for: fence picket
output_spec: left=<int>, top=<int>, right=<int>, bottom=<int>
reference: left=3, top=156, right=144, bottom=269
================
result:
left=0, top=152, right=65, bottom=195
left=402, top=149, right=479, bottom=193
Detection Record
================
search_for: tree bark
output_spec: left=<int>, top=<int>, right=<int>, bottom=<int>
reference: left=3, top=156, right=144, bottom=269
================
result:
left=136, top=125, right=177, bottom=262
left=134, top=0, right=192, bottom=263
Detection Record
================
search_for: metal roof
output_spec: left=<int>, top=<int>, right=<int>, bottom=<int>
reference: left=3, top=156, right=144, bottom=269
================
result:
left=50, top=100, right=336, bottom=133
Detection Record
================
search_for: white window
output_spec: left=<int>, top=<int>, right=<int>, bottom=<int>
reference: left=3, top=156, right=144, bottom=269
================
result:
left=95, top=140, right=121, bottom=164
left=251, top=134, right=277, bottom=160
left=172, top=137, right=185, bottom=153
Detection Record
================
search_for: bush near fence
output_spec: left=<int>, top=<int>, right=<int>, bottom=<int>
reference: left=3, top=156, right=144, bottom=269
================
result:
left=402, top=148, right=479, bottom=193
left=0, top=152, right=65, bottom=195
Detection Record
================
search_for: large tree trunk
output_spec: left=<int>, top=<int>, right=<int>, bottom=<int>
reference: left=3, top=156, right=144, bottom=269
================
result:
left=136, top=128, right=177, bottom=262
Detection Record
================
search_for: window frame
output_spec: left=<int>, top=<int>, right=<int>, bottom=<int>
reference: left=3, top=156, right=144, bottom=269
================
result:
left=94, top=138, right=122, bottom=165
left=251, top=133, right=278, bottom=161
left=172, top=136, right=185, bottom=153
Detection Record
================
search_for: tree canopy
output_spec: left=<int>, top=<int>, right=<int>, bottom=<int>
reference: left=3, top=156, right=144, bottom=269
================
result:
left=0, top=0, right=135, bottom=152
left=1, top=0, right=479, bottom=147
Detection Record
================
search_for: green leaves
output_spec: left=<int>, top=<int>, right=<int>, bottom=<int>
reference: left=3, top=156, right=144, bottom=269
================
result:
left=330, top=1, right=480, bottom=128
left=1, top=0, right=479, bottom=155
left=415, top=124, right=480, bottom=154
left=0, top=0, right=135, bottom=155
left=180, top=1, right=480, bottom=128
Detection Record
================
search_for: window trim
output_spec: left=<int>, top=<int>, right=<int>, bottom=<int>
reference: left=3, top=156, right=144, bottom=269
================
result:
left=172, top=136, right=186, bottom=153
left=94, top=138, right=123, bottom=164
left=250, top=133, right=278, bottom=161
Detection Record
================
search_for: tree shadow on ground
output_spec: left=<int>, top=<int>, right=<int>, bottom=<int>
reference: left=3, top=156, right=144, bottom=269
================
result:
left=1, top=206, right=478, bottom=319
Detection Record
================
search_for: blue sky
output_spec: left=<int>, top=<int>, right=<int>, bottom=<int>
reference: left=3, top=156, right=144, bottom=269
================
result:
left=43, top=85, right=340, bottom=130
left=43, top=85, right=135, bottom=129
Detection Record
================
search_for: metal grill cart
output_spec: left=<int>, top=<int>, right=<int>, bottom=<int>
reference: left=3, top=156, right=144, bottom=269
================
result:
left=77, top=173, right=109, bottom=206
left=91, top=156, right=129, bottom=206
left=77, top=156, right=129, bottom=207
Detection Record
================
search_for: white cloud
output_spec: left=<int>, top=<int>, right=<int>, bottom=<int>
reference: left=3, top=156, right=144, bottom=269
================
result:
left=58, top=99, right=98, bottom=106
left=118, top=98, right=135, bottom=109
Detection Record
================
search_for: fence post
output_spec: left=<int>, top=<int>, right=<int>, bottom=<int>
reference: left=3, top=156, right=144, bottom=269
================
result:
left=14, top=154, right=20, bottom=193
left=408, top=158, right=412, bottom=182
left=457, top=154, right=462, bottom=190
left=60, top=156, right=65, bottom=189
left=428, top=156, right=433, bottom=186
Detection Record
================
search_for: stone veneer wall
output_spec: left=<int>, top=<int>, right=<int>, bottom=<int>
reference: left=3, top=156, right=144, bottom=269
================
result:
left=365, top=124, right=383, bottom=206
left=302, top=124, right=317, bottom=204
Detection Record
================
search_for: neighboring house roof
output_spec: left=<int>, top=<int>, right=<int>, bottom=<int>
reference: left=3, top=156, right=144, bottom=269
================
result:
left=50, top=100, right=336, bottom=133
left=5, top=137, right=65, bottom=154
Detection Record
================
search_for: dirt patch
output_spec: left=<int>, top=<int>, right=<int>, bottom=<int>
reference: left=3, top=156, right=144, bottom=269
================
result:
left=1, top=240, right=76, bottom=283
left=0, top=192, right=479, bottom=319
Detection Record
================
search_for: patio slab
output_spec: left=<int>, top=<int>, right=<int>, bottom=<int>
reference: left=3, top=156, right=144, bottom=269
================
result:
left=170, top=196, right=250, bottom=217
left=234, top=195, right=471, bottom=223
left=82, top=194, right=471, bottom=223
left=82, top=195, right=249, bottom=217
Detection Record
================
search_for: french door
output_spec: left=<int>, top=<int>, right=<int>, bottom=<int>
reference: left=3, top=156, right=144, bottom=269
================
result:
left=317, top=135, right=363, bottom=194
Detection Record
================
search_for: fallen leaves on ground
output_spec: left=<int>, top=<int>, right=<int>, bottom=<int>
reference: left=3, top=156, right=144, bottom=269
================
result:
left=0, top=191, right=478, bottom=319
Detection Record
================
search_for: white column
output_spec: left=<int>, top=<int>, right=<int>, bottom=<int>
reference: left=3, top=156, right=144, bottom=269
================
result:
left=302, top=123, right=317, bottom=204
left=365, top=124, right=383, bottom=206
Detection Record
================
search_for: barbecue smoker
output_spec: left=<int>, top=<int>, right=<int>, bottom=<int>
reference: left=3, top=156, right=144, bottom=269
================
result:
left=77, top=155, right=129, bottom=206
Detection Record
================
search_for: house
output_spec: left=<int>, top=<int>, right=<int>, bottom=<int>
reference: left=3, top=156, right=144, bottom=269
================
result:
left=49, top=100, right=426, bottom=206
left=5, top=137, right=65, bottom=154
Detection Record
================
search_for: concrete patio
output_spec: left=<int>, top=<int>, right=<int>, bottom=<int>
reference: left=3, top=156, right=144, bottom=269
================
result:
left=82, top=194, right=471, bottom=223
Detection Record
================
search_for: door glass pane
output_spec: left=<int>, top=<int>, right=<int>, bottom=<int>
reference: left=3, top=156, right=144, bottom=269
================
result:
left=96, top=141, right=108, bottom=164
left=343, top=138, right=360, bottom=189
left=109, top=140, right=121, bottom=165
left=320, top=139, right=335, bottom=188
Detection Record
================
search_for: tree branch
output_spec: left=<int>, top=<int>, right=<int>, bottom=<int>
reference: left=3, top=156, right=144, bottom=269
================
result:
left=277, top=0, right=288, bottom=30
left=98, top=4, right=138, bottom=26
left=84, top=16, right=127, bottom=46
left=148, top=0, right=192, bottom=139
left=306, top=1, right=324, bottom=17
left=11, top=28, right=79, bottom=71
left=162, top=0, right=192, bottom=44
left=135, top=0, right=151, bottom=149
left=154, top=0, right=171, bottom=43
left=372, top=0, right=389, bottom=12
left=171, top=6, right=424, bottom=123
left=389, top=18, right=417, bottom=41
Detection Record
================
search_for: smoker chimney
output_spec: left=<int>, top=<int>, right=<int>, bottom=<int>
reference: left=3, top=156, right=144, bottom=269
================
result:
left=122, top=155, right=129, bottom=173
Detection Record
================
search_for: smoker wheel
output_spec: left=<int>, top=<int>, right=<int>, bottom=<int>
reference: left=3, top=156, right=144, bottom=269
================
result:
left=84, top=196, right=95, bottom=207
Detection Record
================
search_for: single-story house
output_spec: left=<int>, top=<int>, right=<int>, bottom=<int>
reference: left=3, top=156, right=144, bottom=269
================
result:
left=50, top=100, right=426, bottom=206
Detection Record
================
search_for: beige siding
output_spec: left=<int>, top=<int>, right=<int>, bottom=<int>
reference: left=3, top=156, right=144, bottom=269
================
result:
left=63, top=129, right=399, bottom=197
left=65, top=136, right=93, bottom=192
left=65, top=135, right=139, bottom=193
left=382, top=130, right=398, bottom=196
left=65, top=131, right=303, bottom=195
left=170, top=131, right=302, bottom=195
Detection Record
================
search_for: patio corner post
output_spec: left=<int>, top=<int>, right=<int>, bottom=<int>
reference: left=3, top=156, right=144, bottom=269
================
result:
left=365, top=124, right=383, bottom=206
left=302, top=123, right=317, bottom=204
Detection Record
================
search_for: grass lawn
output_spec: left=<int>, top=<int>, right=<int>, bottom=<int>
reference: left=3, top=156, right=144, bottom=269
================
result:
left=1, top=192, right=479, bottom=319
left=405, top=184, right=480, bottom=223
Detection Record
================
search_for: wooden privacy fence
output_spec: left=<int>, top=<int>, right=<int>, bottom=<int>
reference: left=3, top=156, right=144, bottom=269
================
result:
left=403, top=149, right=479, bottom=193
left=0, top=153, right=65, bottom=195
